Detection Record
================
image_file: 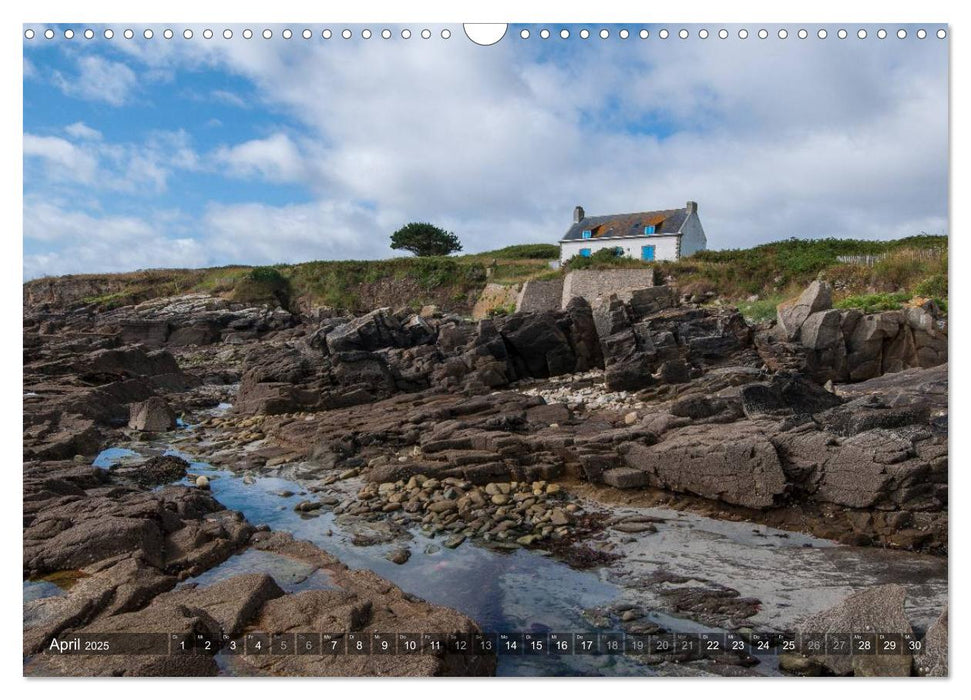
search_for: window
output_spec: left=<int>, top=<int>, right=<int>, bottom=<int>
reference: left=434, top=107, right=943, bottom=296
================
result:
left=579, top=248, right=592, bottom=257
left=644, top=225, right=656, bottom=235
left=581, top=230, right=592, bottom=239
left=641, top=245, right=655, bottom=261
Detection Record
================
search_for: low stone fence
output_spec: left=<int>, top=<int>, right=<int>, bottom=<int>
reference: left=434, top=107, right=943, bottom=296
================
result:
left=515, top=268, right=658, bottom=313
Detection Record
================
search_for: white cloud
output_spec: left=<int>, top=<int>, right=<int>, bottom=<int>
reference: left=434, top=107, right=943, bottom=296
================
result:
left=23, top=134, right=99, bottom=183
left=24, top=128, right=200, bottom=195
left=212, top=133, right=312, bottom=184
left=23, top=199, right=208, bottom=279
left=64, top=122, right=102, bottom=140
left=24, top=33, right=948, bottom=278
left=52, top=55, right=138, bottom=106
left=201, top=200, right=397, bottom=264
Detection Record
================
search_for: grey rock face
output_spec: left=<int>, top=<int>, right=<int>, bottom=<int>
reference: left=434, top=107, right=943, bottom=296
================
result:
left=620, top=424, right=787, bottom=509
left=796, top=584, right=914, bottom=676
left=914, top=605, right=948, bottom=676
left=778, top=280, right=832, bottom=341
left=128, top=396, right=177, bottom=432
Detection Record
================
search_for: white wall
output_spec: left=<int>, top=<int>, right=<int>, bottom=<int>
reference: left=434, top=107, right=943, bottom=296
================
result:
left=560, top=235, right=680, bottom=263
left=679, top=211, right=708, bottom=257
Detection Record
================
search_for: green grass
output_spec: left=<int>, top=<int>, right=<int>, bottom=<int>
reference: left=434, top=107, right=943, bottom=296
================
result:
left=735, top=294, right=788, bottom=323
left=30, top=234, right=948, bottom=316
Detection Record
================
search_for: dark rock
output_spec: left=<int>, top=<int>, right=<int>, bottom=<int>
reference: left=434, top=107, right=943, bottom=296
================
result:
left=128, top=397, right=177, bottom=432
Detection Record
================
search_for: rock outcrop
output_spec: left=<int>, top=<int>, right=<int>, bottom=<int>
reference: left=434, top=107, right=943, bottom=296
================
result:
left=760, top=282, right=947, bottom=384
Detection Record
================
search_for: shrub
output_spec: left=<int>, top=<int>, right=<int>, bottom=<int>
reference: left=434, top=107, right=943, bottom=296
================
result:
left=390, top=222, right=462, bottom=257
left=834, top=292, right=911, bottom=314
left=914, top=273, right=948, bottom=299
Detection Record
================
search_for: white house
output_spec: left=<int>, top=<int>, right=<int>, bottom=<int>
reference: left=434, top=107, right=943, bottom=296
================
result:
left=558, top=201, right=707, bottom=264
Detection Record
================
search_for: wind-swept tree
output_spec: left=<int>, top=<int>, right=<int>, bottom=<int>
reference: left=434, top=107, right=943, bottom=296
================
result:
left=390, top=222, right=462, bottom=257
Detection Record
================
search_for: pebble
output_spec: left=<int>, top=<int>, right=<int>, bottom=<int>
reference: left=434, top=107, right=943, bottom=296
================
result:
left=195, top=475, right=210, bottom=490
left=386, top=548, right=411, bottom=565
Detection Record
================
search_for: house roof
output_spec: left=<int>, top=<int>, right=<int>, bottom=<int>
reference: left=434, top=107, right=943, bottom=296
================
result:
left=561, top=207, right=689, bottom=241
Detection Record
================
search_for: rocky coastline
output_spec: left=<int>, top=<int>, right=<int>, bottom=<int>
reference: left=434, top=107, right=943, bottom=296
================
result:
left=23, top=280, right=948, bottom=676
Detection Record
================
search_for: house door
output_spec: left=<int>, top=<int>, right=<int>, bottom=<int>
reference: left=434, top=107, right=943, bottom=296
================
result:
left=641, top=245, right=655, bottom=261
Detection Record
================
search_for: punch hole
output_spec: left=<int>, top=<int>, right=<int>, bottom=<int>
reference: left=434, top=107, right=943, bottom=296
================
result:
left=143, top=29, right=153, bottom=39
left=163, top=29, right=173, bottom=39
left=620, top=29, right=630, bottom=39
left=937, top=29, right=947, bottom=39
left=699, top=29, right=709, bottom=39
left=64, top=29, right=75, bottom=39
left=124, top=28, right=134, bottom=39
left=183, top=29, right=192, bottom=39
left=85, top=29, right=94, bottom=39
left=639, top=29, right=649, bottom=39
left=778, top=29, right=788, bottom=39
left=421, top=29, right=431, bottom=39
left=758, top=29, right=768, bottom=39
left=464, top=24, right=506, bottom=46
left=580, top=29, right=590, bottom=39
left=203, top=29, right=214, bottom=39
left=24, top=28, right=35, bottom=39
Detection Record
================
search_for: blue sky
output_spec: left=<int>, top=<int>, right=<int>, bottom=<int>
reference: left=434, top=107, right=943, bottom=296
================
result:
left=23, top=23, right=948, bottom=278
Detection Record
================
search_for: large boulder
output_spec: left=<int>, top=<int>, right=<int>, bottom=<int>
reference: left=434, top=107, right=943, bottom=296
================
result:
left=778, top=281, right=832, bottom=340
left=619, top=423, right=788, bottom=509
left=792, top=585, right=914, bottom=676
left=128, top=397, right=177, bottom=432
left=325, top=308, right=417, bottom=354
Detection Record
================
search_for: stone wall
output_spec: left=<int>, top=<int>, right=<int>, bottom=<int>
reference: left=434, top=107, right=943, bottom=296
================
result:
left=515, top=278, right=564, bottom=314
left=514, top=269, right=659, bottom=313
left=560, top=268, right=657, bottom=309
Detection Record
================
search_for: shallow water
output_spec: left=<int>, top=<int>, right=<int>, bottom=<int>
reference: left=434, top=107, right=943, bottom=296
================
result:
left=35, top=435, right=945, bottom=677
left=171, top=454, right=653, bottom=676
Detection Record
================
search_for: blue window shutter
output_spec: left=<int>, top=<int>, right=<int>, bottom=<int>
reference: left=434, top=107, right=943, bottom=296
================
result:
left=582, top=230, right=592, bottom=239
left=644, top=225, right=655, bottom=235
left=580, top=248, right=591, bottom=257
left=641, top=245, right=655, bottom=261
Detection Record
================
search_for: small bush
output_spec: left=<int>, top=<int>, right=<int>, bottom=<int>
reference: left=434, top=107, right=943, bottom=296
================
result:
left=835, top=292, right=911, bottom=314
left=914, top=273, right=948, bottom=299
left=488, top=243, right=560, bottom=260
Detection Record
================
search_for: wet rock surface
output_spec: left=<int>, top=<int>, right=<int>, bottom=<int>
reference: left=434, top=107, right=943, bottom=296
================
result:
left=23, top=282, right=948, bottom=676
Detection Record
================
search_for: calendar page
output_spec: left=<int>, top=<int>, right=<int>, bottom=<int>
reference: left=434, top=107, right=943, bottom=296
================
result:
left=22, top=18, right=949, bottom=681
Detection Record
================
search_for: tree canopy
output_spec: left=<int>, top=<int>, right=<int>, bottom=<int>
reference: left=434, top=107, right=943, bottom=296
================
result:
left=390, top=222, right=462, bottom=257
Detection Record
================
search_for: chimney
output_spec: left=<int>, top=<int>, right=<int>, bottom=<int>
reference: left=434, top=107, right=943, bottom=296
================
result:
left=686, top=201, right=698, bottom=214
left=573, top=205, right=585, bottom=223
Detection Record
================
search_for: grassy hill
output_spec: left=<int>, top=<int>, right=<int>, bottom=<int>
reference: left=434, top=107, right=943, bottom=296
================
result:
left=23, top=237, right=946, bottom=319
